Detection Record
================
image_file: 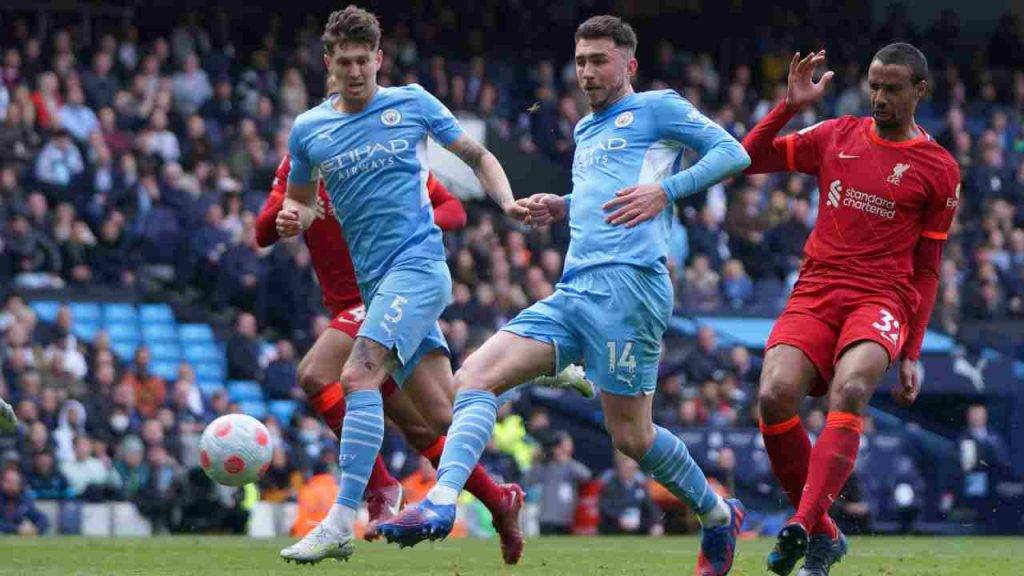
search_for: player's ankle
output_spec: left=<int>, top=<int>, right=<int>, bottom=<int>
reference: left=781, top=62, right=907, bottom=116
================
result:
left=427, top=485, right=458, bottom=506
left=324, top=504, right=357, bottom=533
left=810, top=516, right=838, bottom=539
left=698, top=497, right=731, bottom=528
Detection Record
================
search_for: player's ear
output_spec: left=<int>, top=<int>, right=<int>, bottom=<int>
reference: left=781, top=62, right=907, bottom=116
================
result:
left=627, top=57, right=638, bottom=80
left=915, top=80, right=927, bottom=100
left=376, top=49, right=383, bottom=67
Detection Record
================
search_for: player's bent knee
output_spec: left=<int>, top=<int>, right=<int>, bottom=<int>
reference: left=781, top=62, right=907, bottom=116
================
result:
left=831, top=375, right=873, bottom=413
left=608, top=424, right=655, bottom=461
left=297, top=360, right=332, bottom=397
left=452, top=364, right=490, bottom=393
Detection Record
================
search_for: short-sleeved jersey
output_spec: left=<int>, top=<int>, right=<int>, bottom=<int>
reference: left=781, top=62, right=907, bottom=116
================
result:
left=287, top=84, right=464, bottom=289
left=780, top=116, right=960, bottom=299
left=566, top=90, right=738, bottom=279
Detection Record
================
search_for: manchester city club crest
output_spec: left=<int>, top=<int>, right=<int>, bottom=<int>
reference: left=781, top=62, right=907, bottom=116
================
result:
left=615, top=111, right=634, bottom=128
left=381, top=109, right=402, bottom=126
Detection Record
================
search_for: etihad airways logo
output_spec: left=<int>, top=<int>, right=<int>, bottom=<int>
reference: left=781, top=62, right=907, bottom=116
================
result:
left=827, top=180, right=896, bottom=219
left=573, top=137, right=628, bottom=170
left=319, top=139, right=410, bottom=179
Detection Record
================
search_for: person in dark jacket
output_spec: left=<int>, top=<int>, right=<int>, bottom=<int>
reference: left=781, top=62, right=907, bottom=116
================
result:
left=0, top=469, right=49, bottom=535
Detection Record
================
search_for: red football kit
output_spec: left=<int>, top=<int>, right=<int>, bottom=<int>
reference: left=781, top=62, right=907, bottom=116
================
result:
left=745, top=102, right=960, bottom=392
left=254, top=154, right=467, bottom=339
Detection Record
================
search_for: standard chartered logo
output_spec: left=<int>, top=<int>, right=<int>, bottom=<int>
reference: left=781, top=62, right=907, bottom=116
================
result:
left=320, top=139, right=410, bottom=179
left=827, top=179, right=896, bottom=219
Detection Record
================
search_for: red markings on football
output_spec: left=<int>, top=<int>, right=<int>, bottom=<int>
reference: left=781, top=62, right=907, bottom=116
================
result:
left=259, top=462, right=270, bottom=476
left=215, top=421, right=233, bottom=437
left=224, top=455, right=246, bottom=474
left=255, top=429, right=269, bottom=446
left=200, top=450, right=211, bottom=469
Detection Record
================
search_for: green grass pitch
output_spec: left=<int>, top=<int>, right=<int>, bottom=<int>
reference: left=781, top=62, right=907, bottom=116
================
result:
left=3, top=535, right=1022, bottom=575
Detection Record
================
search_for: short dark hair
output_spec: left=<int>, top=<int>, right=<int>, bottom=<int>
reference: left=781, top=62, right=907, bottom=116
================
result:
left=322, top=5, right=381, bottom=54
left=872, top=43, right=929, bottom=84
left=574, top=15, right=638, bottom=57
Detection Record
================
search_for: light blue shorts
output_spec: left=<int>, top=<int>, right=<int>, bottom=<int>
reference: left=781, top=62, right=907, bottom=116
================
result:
left=358, top=259, right=452, bottom=385
left=502, top=264, right=672, bottom=396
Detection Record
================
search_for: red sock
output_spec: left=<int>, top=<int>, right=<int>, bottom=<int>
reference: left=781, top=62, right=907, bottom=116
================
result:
left=310, top=382, right=397, bottom=491
left=419, top=436, right=507, bottom=513
left=791, top=412, right=862, bottom=534
left=761, top=416, right=837, bottom=539
left=309, top=381, right=346, bottom=435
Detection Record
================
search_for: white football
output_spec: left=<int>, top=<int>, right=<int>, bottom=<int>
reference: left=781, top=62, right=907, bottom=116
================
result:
left=199, top=413, right=273, bottom=487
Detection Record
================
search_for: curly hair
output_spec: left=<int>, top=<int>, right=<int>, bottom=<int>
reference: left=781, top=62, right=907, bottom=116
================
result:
left=321, top=5, right=381, bottom=54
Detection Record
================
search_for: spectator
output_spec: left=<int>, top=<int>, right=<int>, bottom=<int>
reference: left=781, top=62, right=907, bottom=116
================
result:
left=683, top=254, right=722, bottom=310
left=81, top=52, right=120, bottom=110
left=56, top=85, right=99, bottom=143
left=170, top=53, right=213, bottom=118
left=226, top=312, right=262, bottom=381
left=524, top=432, right=591, bottom=535
left=264, top=340, right=298, bottom=400
left=119, top=346, right=166, bottom=419
left=721, top=259, right=754, bottom=310
left=25, top=450, right=70, bottom=500
left=259, top=447, right=302, bottom=503
left=598, top=451, right=663, bottom=536
left=958, top=405, right=1012, bottom=501
left=134, top=445, right=181, bottom=534
left=33, top=128, right=84, bottom=193
left=60, top=436, right=121, bottom=501
left=0, top=469, right=49, bottom=535
left=113, top=435, right=148, bottom=501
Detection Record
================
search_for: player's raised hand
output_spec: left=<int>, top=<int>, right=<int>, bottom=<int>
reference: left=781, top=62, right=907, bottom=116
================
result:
left=603, top=183, right=668, bottom=228
left=894, top=358, right=921, bottom=406
left=785, top=50, right=834, bottom=111
left=523, top=194, right=568, bottom=227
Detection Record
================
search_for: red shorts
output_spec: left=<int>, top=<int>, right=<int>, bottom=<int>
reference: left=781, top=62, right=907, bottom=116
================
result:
left=766, top=274, right=909, bottom=396
left=327, top=303, right=398, bottom=398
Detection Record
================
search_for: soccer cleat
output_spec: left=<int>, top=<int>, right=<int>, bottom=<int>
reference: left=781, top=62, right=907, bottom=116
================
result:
left=363, top=482, right=405, bottom=541
left=695, top=498, right=745, bottom=576
left=490, top=483, right=526, bottom=565
left=378, top=497, right=456, bottom=548
left=280, top=522, right=354, bottom=565
left=534, top=364, right=596, bottom=398
left=767, top=522, right=809, bottom=576
left=796, top=531, right=848, bottom=576
left=0, top=397, right=16, bottom=433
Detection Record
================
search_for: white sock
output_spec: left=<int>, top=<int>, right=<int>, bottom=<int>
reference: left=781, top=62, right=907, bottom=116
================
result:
left=426, top=485, right=459, bottom=506
left=698, top=497, right=731, bottom=528
left=322, top=504, right=357, bottom=533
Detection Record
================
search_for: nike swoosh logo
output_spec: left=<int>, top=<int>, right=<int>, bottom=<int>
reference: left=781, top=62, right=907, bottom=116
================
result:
left=838, top=152, right=859, bottom=159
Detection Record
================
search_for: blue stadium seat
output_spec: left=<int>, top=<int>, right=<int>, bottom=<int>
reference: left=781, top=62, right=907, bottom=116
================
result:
left=196, top=380, right=226, bottom=398
left=148, top=342, right=182, bottom=362
left=69, top=302, right=101, bottom=323
left=178, top=324, right=215, bottom=343
left=150, top=360, right=180, bottom=381
left=30, top=300, right=61, bottom=323
left=140, top=303, right=175, bottom=323
left=193, top=362, right=225, bottom=381
left=182, top=344, right=222, bottom=364
left=111, top=341, right=138, bottom=361
left=72, top=322, right=100, bottom=342
left=238, top=400, right=268, bottom=421
left=269, top=400, right=300, bottom=425
left=105, top=322, right=141, bottom=341
left=103, top=303, right=138, bottom=323
left=227, top=380, right=263, bottom=402
left=142, top=323, right=178, bottom=343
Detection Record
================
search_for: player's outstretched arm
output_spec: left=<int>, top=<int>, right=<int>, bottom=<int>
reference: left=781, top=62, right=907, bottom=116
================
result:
left=446, top=134, right=528, bottom=223
left=744, top=51, right=834, bottom=174
left=255, top=156, right=291, bottom=247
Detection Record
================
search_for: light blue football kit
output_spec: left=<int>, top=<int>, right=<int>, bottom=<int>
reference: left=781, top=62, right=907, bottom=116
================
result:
left=505, top=89, right=750, bottom=395
left=287, top=84, right=463, bottom=511
left=422, top=90, right=751, bottom=529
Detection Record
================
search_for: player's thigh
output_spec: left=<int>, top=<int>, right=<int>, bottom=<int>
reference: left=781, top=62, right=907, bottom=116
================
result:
left=340, top=336, right=399, bottom=393
left=359, top=260, right=452, bottom=383
left=577, top=266, right=672, bottom=397
left=401, top=349, right=455, bottom=434
left=297, top=323, right=355, bottom=396
left=599, top=390, right=655, bottom=460
left=382, top=386, right=439, bottom=452
left=764, top=303, right=839, bottom=398
left=758, top=344, right=819, bottom=422
left=831, top=303, right=905, bottom=413
left=455, top=330, right=560, bottom=396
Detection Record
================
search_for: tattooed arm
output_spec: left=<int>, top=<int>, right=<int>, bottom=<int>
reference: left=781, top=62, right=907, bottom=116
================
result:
left=446, top=134, right=528, bottom=222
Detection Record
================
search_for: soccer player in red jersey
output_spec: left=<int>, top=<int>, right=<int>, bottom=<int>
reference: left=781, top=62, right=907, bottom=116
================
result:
left=742, top=44, right=960, bottom=576
left=255, top=157, right=527, bottom=564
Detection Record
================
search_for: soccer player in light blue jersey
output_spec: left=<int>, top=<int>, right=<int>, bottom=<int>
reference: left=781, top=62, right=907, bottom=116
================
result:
left=380, top=15, right=750, bottom=576
left=276, top=5, right=527, bottom=565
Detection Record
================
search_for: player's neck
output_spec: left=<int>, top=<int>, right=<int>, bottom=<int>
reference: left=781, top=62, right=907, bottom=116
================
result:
left=872, top=118, right=920, bottom=143
left=593, top=85, right=634, bottom=114
left=334, top=84, right=380, bottom=114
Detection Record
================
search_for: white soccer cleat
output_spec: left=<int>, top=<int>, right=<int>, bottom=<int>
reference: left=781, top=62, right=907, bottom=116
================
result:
left=280, top=522, right=355, bottom=565
left=535, top=364, right=595, bottom=398
left=0, top=397, right=16, bottom=433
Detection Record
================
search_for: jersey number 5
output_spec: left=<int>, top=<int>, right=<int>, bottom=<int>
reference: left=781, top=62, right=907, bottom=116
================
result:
left=871, top=308, right=901, bottom=345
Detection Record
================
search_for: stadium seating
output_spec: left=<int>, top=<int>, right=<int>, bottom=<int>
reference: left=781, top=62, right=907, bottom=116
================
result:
left=227, top=380, right=263, bottom=403
left=139, top=303, right=175, bottom=324
left=30, top=300, right=61, bottom=323
left=178, top=324, right=215, bottom=343
left=142, top=323, right=178, bottom=343
left=269, top=400, right=300, bottom=425
left=238, top=400, right=268, bottom=420
left=102, top=303, right=138, bottom=324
